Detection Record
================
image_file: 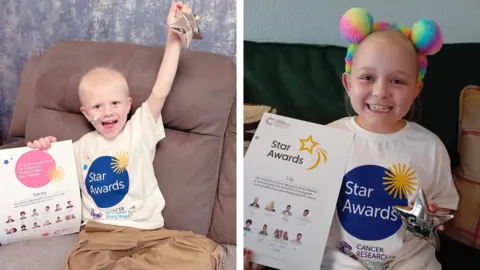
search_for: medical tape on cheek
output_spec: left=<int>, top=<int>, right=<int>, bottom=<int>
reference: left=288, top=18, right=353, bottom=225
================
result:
left=88, top=115, right=102, bottom=124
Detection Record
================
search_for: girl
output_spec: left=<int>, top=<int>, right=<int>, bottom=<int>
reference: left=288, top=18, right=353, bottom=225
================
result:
left=245, top=8, right=458, bottom=270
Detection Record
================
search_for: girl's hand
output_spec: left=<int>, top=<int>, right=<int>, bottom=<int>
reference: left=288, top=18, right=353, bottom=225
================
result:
left=428, top=203, right=445, bottom=231
left=409, top=197, right=451, bottom=231
left=409, top=200, right=446, bottom=230
left=166, top=1, right=192, bottom=42
left=244, top=249, right=264, bottom=270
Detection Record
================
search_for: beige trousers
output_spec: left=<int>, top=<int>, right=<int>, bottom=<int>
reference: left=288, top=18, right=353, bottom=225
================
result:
left=63, top=221, right=223, bottom=270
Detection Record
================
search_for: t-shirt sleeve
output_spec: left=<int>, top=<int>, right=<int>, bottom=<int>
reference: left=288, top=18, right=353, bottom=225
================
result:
left=428, top=140, right=459, bottom=210
left=128, top=102, right=166, bottom=148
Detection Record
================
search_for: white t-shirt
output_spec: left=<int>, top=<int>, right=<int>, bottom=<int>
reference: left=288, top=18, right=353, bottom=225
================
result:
left=321, top=117, right=459, bottom=270
left=73, top=102, right=166, bottom=230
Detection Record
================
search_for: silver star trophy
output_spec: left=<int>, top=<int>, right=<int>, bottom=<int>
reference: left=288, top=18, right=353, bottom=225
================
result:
left=393, top=189, right=454, bottom=250
left=168, top=7, right=202, bottom=48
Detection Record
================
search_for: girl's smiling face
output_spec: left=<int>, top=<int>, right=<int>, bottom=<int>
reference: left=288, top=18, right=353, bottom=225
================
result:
left=343, top=29, right=423, bottom=134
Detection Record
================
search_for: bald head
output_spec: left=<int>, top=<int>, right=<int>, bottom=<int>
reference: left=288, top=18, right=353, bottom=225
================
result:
left=78, top=67, right=129, bottom=106
left=353, top=29, right=418, bottom=74
left=366, top=29, right=415, bottom=51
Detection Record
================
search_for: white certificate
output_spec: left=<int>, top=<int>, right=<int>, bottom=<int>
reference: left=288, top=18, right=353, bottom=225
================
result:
left=244, top=113, right=354, bottom=270
left=0, top=140, right=82, bottom=245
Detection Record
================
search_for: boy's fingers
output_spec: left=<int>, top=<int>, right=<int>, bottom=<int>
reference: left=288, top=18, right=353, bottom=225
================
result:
left=27, top=142, right=36, bottom=149
left=33, top=140, right=42, bottom=149
left=39, top=138, right=50, bottom=149
left=181, top=4, right=190, bottom=13
left=170, top=1, right=179, bottom=13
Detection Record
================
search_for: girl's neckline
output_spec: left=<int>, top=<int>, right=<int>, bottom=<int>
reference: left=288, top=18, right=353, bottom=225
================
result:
left=348, top=116, right=411, bottom=141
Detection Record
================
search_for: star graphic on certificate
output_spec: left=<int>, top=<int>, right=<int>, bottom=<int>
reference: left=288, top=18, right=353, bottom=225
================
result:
left=299, top=135, right=319, bottom=154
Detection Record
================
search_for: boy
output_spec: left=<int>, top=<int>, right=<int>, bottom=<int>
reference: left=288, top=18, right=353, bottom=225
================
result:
left=27, top=2, right=222, bottom=270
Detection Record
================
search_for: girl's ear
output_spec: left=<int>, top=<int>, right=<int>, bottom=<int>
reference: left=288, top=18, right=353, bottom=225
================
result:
left=342, top=72, right=352, bottom=95
left=414, top=81, right=423, bottom=99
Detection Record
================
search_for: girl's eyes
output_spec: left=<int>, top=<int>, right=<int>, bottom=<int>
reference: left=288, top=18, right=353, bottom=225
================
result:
left=359, top=76, right=406, bottom=85
left=360, top=75, right=374, bottom=81
left=93, top=105, right=101, bottom=109
left=112, top=101, right=120, bottom=105
left=392, top=79, right=406, bottom=85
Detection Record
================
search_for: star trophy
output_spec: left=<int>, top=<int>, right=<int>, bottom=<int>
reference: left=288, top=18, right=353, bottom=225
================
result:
left=393, top=189, right=454, bottom=250
left=168, top=3, right=203, bottom=48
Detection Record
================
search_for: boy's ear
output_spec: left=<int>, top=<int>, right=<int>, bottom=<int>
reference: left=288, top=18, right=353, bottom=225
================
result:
left=342, top=72, right=352, bottom=95
left=127, top=97, right=132, bottom=109
left=80, top=107, right=88, bottom=118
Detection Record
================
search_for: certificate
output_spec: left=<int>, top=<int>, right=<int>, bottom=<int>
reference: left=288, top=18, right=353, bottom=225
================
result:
left=244, top=113, right=354, bottom=270
left=0, top=140, right=81, bottom=245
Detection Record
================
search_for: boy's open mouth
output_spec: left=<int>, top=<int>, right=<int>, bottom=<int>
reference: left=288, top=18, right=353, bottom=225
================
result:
left=367, top=104, right=392, bottom=113
left=102, top=120, right=118, bottom=129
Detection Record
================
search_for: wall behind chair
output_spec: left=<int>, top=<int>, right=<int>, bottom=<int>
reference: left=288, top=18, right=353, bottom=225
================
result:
left=0, top=0, right=236, bottom=144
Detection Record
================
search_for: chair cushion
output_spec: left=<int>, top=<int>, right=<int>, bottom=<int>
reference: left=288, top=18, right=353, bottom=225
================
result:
left=0, top=234, right=78, bottom=270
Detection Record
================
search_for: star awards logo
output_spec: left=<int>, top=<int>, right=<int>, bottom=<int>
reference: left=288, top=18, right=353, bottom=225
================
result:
left=86, top=150, right=131, bottom=208
left=383, top=163, right=417, bottom=200
left=111, top=151, right=129, bottom=174
left=299, top=135, right=328, bottom=170
left=337, top=163, right=418, bottom=242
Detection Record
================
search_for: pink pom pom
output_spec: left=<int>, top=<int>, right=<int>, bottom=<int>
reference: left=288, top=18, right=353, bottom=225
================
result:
left=340, top=8, right=374, bottom=44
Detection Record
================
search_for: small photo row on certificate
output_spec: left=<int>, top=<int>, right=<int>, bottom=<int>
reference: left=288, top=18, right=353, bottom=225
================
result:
left=247, top=197, right=311, bottom=222
left=245, top=220, right=304, bottom=245
left=4, top=200, right=76, bottom=235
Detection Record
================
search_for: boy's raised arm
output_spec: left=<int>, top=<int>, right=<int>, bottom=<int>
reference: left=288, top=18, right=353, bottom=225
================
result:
left=147, top=1, right=190, bottom=121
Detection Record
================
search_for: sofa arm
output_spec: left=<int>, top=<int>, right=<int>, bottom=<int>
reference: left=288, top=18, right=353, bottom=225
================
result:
left=0, top=139, right=26, bottom=150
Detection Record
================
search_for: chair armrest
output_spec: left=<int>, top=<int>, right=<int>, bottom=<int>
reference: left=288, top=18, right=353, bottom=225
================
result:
left=0, top=139, right=26, bottom=150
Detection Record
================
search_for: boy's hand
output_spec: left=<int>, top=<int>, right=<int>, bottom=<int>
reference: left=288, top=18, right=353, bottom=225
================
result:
left=166, top=1, right=192, bottom=42
left=244, top=249, right=264, bottom=270
left=26, top=136, right=57, bottom=150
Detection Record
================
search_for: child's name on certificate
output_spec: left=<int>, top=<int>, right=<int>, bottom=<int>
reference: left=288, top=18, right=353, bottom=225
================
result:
left=0, top=140, right=82, bottom=245
left=244, top=114, right=354, bottom=270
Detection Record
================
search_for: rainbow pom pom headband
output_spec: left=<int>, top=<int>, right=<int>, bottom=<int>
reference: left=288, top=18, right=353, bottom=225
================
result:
left=340, top=8, right=443, bottom=81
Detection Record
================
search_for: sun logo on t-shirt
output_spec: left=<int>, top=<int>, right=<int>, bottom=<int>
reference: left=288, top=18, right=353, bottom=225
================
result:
left=299, top=135, right=328, bottom=170
left=47, top=165, right=65, bottom=183
left=111, top=151, right=129, bottom=174
left=382, top=163, right=417, bottom=199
